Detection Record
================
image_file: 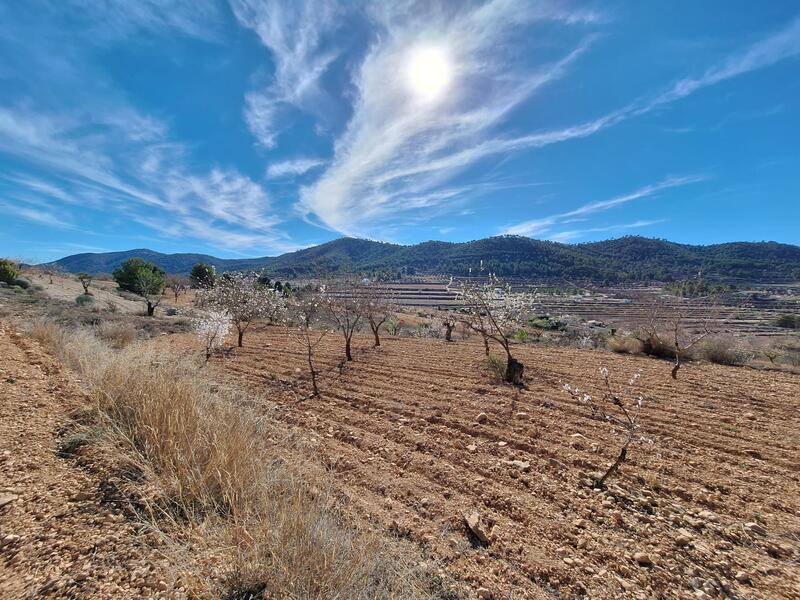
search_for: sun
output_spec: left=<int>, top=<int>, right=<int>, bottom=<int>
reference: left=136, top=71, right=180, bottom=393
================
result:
left=405, top=45, right=452, bottom=103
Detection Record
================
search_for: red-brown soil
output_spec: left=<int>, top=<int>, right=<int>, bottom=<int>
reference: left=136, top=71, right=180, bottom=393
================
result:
left=159, top=326, right=800, bottom=599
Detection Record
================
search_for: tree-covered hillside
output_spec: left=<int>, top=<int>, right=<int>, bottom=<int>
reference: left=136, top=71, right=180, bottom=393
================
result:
left=45, top=236, right=800, bottom=283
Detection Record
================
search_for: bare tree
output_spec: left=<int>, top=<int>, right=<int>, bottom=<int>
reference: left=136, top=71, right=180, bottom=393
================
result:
left=564, top=368, right=645, bottom=489
left=321, top=282, right=364, bottom=361
left=76, top=273, right=93, bottom=295
left=636, top=295, right=722, bottom=379
left=287, top=294, right=329, bottom=397
left=199, top=272, right=287, bottom=347
left=458, top=274, right=537, bottom=385
left=166, top=275, right=190, bottom=302
left=362, top=284, right=394, bottom=347
left=440, top=313, right=458, bottom=342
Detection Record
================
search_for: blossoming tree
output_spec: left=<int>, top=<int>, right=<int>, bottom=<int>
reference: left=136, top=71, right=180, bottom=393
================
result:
left=458, top=274, right=538, bottom=384
left=199, top=272, right=287, bottom=347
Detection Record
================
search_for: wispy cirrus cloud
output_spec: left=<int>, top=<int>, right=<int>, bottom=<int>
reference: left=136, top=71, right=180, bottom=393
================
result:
left=230, top=0, right=344, bottom=148
left=298, top=0, right=599, bottom=236
left=547, top=220, right=666, bottom=243
left=266, top=157, right=326, bottom=179
left=297, top=12, right=799, bottom=238
left=502, top=175, right=705, bottom=238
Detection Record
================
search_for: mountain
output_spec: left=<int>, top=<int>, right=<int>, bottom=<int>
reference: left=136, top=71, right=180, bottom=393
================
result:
left=44, top=236, right=800, bottom=284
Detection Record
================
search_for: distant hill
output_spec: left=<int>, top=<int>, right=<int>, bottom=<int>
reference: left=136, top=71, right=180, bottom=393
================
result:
left=44, top=236, right=800, bottom=284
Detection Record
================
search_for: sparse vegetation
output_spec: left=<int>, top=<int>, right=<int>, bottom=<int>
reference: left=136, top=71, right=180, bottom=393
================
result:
left=775, top=314, right=800, bottom=329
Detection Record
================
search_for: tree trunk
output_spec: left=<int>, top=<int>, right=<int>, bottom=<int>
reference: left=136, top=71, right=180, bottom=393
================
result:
left=445, top=324, right=453, bottom=342
left=237, top=330, right=244, bottom=347
left=371, top=323, right=380, bottom=347
left=345, top=336, right=353, bottom=361
left=482, top=334, right=490, bottom=356
left=595, top=446, right=627, bottom=489
left=671, top=353, right=681, bottom=379
left=308, top=346, right=318, bottom=396
left=505, top=356, right=524, bottom=385
left=146, top=302, right=155, bottom=316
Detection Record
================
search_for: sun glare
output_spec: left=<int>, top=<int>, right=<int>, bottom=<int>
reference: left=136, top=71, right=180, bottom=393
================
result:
left=406, top=45, right=452, bottom=102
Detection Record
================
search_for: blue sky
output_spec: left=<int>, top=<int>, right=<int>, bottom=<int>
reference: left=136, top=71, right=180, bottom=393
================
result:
left=1, top=1, right=798, bottom=262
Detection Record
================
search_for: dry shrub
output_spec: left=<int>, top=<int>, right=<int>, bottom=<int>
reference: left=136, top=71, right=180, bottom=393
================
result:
left=700, top=337, right=752, bottom=366
left=96, top=321, right=136, bottom=349
left=635, top=330, right=679, bottom=360
left=606, top=335, right=643, bottom=354
left=29, top=321, right=436, bottom=600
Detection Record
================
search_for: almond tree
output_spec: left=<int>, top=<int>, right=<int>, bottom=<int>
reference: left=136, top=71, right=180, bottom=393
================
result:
left=637, top=295, right=722, bottom=379
left=362, top=283, right=394, bottom=347
left=166, top=275, right=190, bottom=302
left=196, top=310, right=231, bottom=362
left=564, top=367, right=645, bottom=489
left=321, top=282, right=364, bottom=361
left=200, top=272, right=287, bottom=347
left=440, top=313, right=458, bottom=342
left=286, top=294, right=329, bottom=397
left=458, top=274, right=537, bottom=384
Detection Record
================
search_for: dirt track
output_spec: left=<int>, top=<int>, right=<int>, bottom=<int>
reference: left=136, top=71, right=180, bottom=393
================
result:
left=164, top=326, right=800, bottom=599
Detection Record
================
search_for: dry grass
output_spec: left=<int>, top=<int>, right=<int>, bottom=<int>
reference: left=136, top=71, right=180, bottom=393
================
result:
left=699, top=337, right=752, bottom=366
left=29, top=320, right=437, bottom=600
left=606, top=334, right=644, bottom=354
left=95, top=320, right=136, bottom=348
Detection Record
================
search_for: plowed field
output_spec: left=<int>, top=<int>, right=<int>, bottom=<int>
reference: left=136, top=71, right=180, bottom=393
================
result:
left=163, top=327, right=800, bottom=599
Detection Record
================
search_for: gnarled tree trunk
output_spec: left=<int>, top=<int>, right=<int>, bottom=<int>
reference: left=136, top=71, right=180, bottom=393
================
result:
left=505, top=356, right=524, bottom=385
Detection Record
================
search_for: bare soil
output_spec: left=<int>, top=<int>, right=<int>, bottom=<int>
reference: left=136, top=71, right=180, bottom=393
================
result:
left=157, top=326, right=800, bottom=599
left=0, top=325, right=184, bottom=599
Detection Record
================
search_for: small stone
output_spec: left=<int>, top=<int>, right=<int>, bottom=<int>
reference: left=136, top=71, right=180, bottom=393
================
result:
left=675, top=529, right=693, bottom=547
left=573, top=518, right=588, bottom=529
left=497, top=441, right=507, bottom=447
left=467, top=444, right=478, bottom=453
left=734, top=571, right=750, bottom=584
left=0, top=494, right=18, bottom=509
left=744, top=522, right=767, bottom=536
left=464, top=511, right=492, bottom=544
left=633, top=552, right=653, bottom=567
left=476, top=588, right=492, bottom=599
left=476, top=412, right=488, bottom=424
left=515, top=412, right=528, bottom=419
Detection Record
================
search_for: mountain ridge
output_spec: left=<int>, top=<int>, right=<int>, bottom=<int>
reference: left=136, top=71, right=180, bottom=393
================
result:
left=44, top=236, right=800, bottom=284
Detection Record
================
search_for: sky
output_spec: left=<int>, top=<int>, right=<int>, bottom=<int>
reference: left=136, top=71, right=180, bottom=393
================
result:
left=1, top=0, right=798, bottom=262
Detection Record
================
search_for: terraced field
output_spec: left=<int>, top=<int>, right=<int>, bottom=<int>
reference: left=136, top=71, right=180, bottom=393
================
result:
left=163, top=327, right=800, bottom=599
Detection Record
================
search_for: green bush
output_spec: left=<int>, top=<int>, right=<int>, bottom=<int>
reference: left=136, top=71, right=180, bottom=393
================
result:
left=513, top=329, right=529, bottom=343
left=76, top=294, right=95, bottom=306
left=528, top=317, right=566, bottom=331
left=190, top=262, right=216, bottom=288
left=774, top=314, right=800, bottom=329
left=14, top=277, right=30, bottom=289
left=0, top=258, right=19, bottom=285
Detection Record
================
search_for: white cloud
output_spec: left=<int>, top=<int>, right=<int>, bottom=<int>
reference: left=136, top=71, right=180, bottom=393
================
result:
left=547, top=220, right=666, bottom=243
left=230, top=0, right=342, bottom=147
left=502, top=175, right=704, bottom=237
left=297, top=12, right=800, bottom=238
left=298, top=0, right=597, bottom=236
left=266, top=157, right=326, bottom=179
